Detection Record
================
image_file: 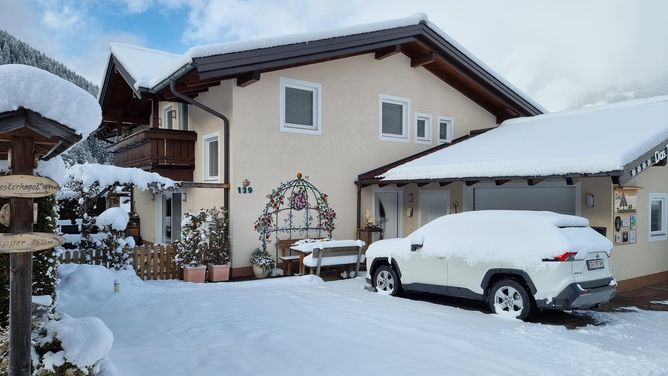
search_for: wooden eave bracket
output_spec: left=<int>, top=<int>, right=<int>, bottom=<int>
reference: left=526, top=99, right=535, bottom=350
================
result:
left=237, top=71, right=261, bottom=87
left=411, top=52, right=437, bottom=68
left=375, top=45, right=401, bottom=60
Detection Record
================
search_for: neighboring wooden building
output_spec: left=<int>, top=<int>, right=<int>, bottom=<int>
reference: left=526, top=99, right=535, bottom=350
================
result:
left=94, top=14, right=543, bottom=277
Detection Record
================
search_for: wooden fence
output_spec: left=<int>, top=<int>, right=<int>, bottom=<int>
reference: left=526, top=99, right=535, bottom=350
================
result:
left=60, top=245, right=179, bottom=281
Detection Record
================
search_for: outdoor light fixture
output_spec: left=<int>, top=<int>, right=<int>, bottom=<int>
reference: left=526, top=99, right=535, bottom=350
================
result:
left=586, top=193, right=595, bottom=208
left=408, top=193, right=414, bottom=203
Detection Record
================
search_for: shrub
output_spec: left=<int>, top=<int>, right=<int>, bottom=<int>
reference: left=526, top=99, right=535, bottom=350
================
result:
left=249, top=248, right=273, bottom=273
left=175, top=210, right=208, bottom=267
left=203, top=207, right=231, bottom=265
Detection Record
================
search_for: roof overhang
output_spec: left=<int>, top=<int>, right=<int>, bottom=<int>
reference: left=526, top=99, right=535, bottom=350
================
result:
left=0, top=108, right=82, bottom=160
left=95, top=20, right=544, bottom=138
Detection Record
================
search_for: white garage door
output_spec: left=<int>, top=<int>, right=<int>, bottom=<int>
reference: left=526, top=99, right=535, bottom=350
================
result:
left=473, top=187, right=576, bottom=215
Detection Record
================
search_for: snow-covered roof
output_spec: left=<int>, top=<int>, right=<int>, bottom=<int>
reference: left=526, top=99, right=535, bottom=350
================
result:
left=381, top=96, right=668, bottom=181
left=0, top=64, right=101, bottom=136
left=107, top=13, right=543, bottom=112
left=109, top=43, right=183, bottom=90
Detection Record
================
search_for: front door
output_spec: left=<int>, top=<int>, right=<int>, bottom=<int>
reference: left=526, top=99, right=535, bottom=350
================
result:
left=419, top=191, right=450, bottom=226
left=161, top=192, right=182, bottom=243
left=375, top=191, right=400, bottom=238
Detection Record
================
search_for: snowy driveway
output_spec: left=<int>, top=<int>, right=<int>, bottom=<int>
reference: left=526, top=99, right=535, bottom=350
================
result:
left=57, top=265, right=668, bottom=376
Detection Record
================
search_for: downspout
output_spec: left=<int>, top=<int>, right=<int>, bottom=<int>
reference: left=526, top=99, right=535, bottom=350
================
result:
left=169, top=80, right=230, bottom=210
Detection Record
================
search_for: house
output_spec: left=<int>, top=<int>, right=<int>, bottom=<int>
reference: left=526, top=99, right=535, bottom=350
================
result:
left=94, top=14, right=543, bottom=277
left=359, top=96, right=668, bottom=291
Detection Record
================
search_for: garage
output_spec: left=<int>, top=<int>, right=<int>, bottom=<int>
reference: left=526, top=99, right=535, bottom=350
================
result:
left=472, top=186, right=576, bottom=215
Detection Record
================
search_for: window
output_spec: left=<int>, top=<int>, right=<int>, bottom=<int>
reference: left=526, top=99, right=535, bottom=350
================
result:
left=203, top=132, right=219, bottom=181
left=379, top=94, right=410, bottom=142
left=280, top=77, right=321, bottom=135
left=438, top=116, right=454, bottom=144
left=649, top=193, right=667, bottom=241
left=415, top=113, right=432, bottom=144
left=164, top=106, right=176, bottom=129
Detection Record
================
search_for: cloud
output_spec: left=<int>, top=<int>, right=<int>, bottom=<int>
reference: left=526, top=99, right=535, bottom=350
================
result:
left=0, top=0, right=146, bottom=87
left=3, top=0, right=668, bottom=111
left=41, top=4, right=84, bottom=31
left=177, top=0, right=668, bottom=111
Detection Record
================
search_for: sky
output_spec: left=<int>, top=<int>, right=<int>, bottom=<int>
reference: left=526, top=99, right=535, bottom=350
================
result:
left=1, top=0, right=667, bottom=111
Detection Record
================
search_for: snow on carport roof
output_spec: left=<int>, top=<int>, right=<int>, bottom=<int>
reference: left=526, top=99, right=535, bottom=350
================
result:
left=381, top=95, right=668, bottom=181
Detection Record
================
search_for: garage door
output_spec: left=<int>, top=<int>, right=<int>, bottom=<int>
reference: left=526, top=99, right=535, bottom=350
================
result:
left=473, top=187, right=576, bottom=215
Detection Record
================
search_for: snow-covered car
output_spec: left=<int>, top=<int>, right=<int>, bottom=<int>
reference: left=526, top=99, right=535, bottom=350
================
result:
left=364, top=210, right=616, bottom=320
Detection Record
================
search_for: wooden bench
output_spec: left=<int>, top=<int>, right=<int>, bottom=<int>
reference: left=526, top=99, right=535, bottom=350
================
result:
left=295, top=240, right=366, bottom=277
left=277, top=239, right=305, bottom=275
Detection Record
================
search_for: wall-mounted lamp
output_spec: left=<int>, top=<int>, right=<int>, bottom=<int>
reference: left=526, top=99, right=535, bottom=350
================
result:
left=182, top=192, right=187, bottom=202
left=408, top=193, right=414, bottom=203
left=586, top=193, right=595, bottom=208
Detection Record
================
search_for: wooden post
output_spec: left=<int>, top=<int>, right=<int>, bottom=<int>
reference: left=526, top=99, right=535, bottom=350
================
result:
left=9, top=135, right=34, bottom=376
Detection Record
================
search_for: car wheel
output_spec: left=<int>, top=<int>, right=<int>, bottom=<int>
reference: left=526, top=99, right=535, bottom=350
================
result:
left=373, top=265, right=400, bottom=296
left=488, top=278, right=535, bottom=320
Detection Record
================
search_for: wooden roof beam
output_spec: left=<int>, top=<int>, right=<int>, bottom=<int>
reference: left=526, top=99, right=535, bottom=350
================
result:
left=411, top=52, right=437, bottom=68
left=495, top=179, right=511, bottom=186
left=527, top=178, right=544, bottom=186
left=237, top=71, right=261, bottom=87
left=375, top=45, right=401, bottom=60
left=439, top=181, right=452, bottom=187
left=465, top=180, right=479, bottom=186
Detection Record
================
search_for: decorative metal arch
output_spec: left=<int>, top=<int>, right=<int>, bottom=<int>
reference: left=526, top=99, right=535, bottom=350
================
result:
left=254, top=173, right=336, bottom=262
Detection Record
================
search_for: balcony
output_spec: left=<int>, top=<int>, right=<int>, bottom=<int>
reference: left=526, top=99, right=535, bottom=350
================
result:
left=108, top=128, right=197, bottom=181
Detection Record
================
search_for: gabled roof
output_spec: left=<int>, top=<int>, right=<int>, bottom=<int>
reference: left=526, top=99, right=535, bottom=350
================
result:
left=97, top=13, right=545, bottom=136
left=372, top=96, right=668, bottom=186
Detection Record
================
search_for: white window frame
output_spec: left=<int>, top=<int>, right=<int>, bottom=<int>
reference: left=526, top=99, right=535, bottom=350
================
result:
left=649, top=193, right=668, bottom=241
left=414, top=112, right=432, bottom=144
left=203, top=131, right=220, bottom=182
left=279, top=77, right=322, bottom=135
left=163, top=105, right=176, bottom=130
left=437, top=116, right=454, bottom=144
left=378, top=94, right=410, bottom=142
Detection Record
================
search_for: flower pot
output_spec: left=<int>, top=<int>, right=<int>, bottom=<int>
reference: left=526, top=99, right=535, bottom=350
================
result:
left=252, top=265, right=271, bottom=279
left=208, top=264, right=231, bottom=282
left=183, top=265, right=207, bottom=283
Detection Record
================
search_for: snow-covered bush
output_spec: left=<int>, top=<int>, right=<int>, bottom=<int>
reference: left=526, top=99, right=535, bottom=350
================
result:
left=203, top=207, right=231, bottom=265
left=176, top=210, right=208, bottom=267
left=94, top=207, right=132, bottom=270
left=249, top=248, right=273, bottom=273
left=0, top=326, right=7, bottom=375
left=31, top=308, right=112, bottom=375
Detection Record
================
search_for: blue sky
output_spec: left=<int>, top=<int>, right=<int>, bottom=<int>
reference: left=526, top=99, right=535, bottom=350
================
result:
left=1, top=0, right=667, bottom=111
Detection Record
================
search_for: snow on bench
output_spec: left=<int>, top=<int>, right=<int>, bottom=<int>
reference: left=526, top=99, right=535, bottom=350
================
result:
left=292, top=239, right=366, bottom=277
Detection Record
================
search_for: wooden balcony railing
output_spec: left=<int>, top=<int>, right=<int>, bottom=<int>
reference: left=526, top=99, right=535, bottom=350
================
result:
left=107, top=128, right=197, bottom=181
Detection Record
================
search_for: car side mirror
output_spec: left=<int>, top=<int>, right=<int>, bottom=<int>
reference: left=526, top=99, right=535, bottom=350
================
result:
left=410, top=235, right=424, bottom=251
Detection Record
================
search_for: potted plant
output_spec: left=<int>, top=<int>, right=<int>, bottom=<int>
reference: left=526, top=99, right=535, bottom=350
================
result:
left=176, top=210, right=208, bottom=283
left=250, top=248, right=273, bottom=279
left=204, top=207, right=231, bottom=282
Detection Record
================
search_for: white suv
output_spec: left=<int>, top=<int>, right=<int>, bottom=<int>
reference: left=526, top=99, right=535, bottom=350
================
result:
left=365, top=210, right=616, bottom=320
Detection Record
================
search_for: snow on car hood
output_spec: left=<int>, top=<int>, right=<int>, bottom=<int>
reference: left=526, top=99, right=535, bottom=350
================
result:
left=366, top=211, right=613, bottom=268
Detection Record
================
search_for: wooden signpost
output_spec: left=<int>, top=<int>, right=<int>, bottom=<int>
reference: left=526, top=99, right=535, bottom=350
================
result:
left=0, top=108, right=81, bottom=376
left=0, top=175, right=60, bottom=198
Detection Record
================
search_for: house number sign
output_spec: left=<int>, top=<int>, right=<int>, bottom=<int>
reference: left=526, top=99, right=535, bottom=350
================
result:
left=629, top=143, right=668, bottom=178
left=0, top=175, right=60, bottom=198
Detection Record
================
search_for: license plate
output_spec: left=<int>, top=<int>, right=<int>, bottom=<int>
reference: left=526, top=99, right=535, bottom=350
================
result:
left=587, top=259, right=604, bottom=270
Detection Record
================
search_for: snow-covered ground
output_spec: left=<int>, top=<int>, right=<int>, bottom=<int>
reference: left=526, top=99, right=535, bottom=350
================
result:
left=57, top=264, right=668, bottom=376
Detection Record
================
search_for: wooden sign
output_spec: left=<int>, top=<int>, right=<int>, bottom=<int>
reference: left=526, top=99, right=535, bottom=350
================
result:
left=0, top=204, right=42, bottom=227
left=0, top=175, right=60, bottom=198
left=0, top=232, right=65, bottom=253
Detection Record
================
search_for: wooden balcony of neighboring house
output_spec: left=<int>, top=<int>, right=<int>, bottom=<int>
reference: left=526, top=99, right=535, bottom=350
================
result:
left=107, top=127, right=197, bottom=181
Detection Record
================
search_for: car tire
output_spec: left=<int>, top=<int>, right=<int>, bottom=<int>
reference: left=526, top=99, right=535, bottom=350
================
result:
left=488, top=278, right=535, bottom=320
left=373, top=264, right=401, bottom=296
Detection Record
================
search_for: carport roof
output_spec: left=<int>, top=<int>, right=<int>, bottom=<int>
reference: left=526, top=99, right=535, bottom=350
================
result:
left=360, top=96, right=668, bottom=187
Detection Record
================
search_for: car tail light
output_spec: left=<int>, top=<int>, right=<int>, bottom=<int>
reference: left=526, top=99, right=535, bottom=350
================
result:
left=551, top=251, right=577, bottom=262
